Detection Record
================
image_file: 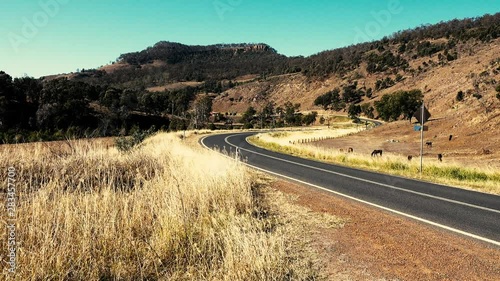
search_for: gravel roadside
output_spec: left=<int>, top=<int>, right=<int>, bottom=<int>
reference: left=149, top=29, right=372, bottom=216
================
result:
left=271, top=180, right=500, bottom=280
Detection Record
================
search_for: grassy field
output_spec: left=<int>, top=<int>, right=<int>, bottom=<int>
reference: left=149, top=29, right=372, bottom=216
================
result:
left=0, top=132, right=342, bottom=280
left=249, top=130, right=500, bottom=195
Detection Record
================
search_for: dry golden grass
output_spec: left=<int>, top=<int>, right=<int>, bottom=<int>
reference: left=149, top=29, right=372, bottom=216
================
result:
left=258, top=126, right=362, bottom=147
left=146, top=81, right=204, bottom=92
left=0, top=132, right=339, bottom=280
left=250, top=130, right=500, bottom=194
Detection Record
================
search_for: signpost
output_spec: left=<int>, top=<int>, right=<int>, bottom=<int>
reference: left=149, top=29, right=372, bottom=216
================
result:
left=413, top=125, right=428, bottom=131
left=413, top=102, right=431, bottom=176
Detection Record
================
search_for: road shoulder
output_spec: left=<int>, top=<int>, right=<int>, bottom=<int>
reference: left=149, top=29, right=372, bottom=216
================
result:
left=271, top=179, right=500, bottom=280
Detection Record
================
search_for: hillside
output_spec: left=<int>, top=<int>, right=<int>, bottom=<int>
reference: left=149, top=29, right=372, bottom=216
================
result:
left=1, top=13, right=499, bottom=147
left=212, top=37, right=500, bottom=165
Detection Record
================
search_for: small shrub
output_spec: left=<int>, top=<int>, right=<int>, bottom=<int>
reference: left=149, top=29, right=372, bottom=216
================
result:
left=53, top=130, right=65, bottom=140
left=449, top=168, right=488, bottom=181
left=479, top=70, right=489, bottom=77
left=496, top=93, right=500, bottom=100
left=456, top=90, right=464, bottom=101
left=472, top=92, right=482, bottom=99
left=495, top=84, right=500, bottom=93
left=366, top=88, right=373, bottom=98
left=270, top=132, right=289, bottom=138
left=115, top=127, right=155, bottom=152
left=243, top=122, right=253, bottom=129
left=386, top=161, right=409, bottom=171
left=395, top=74, right=403, bottom=82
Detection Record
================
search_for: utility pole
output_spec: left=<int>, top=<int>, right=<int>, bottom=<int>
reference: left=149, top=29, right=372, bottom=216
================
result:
left=420, top=102, right=425, bottom=176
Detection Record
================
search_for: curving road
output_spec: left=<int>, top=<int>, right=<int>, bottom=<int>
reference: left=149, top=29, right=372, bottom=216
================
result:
left=201, top=132, right=500, bottom=247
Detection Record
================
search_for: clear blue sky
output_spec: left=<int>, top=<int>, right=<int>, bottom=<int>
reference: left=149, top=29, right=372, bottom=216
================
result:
left=1, top=0, right=499, bottom=78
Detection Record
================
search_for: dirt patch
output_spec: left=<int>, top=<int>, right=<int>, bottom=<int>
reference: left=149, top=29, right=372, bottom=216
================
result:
left=271, top=180, right=500, bottom=280
left=313, top=119, right=500, bottom=170
left=146, top=81, right=204, bottom=92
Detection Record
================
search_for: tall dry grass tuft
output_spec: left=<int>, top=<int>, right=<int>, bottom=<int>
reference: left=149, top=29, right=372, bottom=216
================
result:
left=0, top=133, right=321, bottom=280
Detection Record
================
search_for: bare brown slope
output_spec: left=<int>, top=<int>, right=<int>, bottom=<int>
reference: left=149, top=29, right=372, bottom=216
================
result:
left=213, top=39, right=500, bottom=166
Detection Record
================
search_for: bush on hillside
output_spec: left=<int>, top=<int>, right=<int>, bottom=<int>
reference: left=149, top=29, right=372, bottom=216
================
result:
left=115, top=126, right=155, bottom=152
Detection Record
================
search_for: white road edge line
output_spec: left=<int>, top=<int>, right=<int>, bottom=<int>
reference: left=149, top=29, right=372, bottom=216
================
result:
left=230, top=135, right=500, bottom=214
left=199, top=134, right=500, bottom=247
left=245, top=162, right=500, bottom=247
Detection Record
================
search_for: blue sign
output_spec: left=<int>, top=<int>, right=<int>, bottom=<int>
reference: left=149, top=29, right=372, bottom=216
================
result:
left=414, top=125, right=428, bottom=131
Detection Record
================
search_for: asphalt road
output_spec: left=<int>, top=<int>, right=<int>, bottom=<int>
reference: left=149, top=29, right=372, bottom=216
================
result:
left=201, top=132, right=500, bottom=247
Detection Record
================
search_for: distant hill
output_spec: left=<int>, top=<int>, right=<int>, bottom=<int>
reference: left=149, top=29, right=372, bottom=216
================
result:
left=78, top=41, right=302, bottom=87
left=1, top=13, right=499, bottom=145
left=61, top=13, right=500, bottom=91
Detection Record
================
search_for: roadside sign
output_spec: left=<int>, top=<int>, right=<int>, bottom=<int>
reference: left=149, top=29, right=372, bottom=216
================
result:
left=414, top=125, right=428, bottom=131
left=413, top=106, right=431, bottom=124
left=416, top=102, right=431, bottom=177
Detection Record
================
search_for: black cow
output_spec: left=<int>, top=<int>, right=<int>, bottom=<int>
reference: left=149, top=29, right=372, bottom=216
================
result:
left=437, top=154, right=443, bottom=162
left=426, top=141, right=433, bottom=148
left=371, top=150, right=383, bottom=157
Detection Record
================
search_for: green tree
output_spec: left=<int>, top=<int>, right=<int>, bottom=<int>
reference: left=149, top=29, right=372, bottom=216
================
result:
left=400, top=89, right=423, bottom=121
left=284, top=102, right=301, bottom=125
left=192, top=94, right=212, bottom=129
left=302, top=111, right=318, bottom=125
left=375, top=90, right=423, bottom=122
left=348, top=104, right=362, bottom=120
left=360, top=103, right=375, bottom=119
left=261, top=101, right=275, bottom=118
left=342, top=83, right=362, bottom=104
left=37, top=78, right=94, bottom=130
left=100, top=88, right=122, bottom=108
left=241, top=106, right=257, bottom=124
left=314, top=89, right=344, bottom=111
left=0, top=71, right=28, bottom=130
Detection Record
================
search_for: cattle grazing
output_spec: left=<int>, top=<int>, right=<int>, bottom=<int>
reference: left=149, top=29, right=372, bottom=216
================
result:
left=482, top=148, right=492, bottom=155
left=426, top=141, right=433, bottom=148
left=339, top=148, right=344, bottom=152
left=371, top=150, right=383, bottom=157
left=437, top=154, right=443, bottom=162
left=407, top=155, right=413, bottom=161
left=449, top=135, right=453, bottom=141
left=348, top=147, right=353, bottom=153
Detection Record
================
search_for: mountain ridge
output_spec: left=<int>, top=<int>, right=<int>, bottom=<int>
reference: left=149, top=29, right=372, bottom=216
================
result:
left=1, top=13, right=499, bottom=153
